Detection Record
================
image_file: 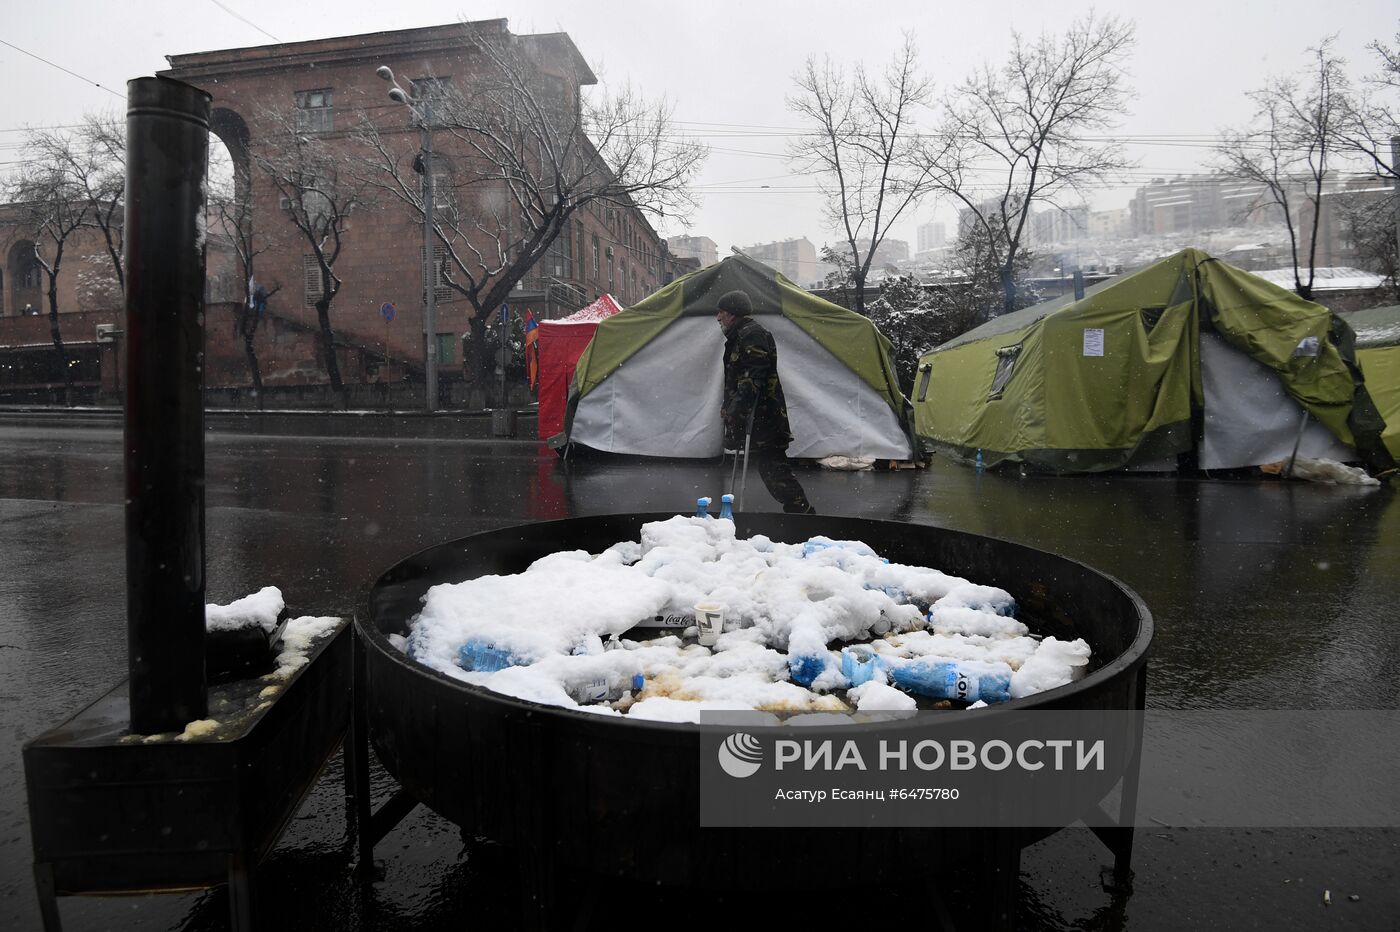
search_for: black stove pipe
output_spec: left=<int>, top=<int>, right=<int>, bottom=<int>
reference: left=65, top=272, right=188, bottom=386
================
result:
left=123, top=76, right=211, bottom=734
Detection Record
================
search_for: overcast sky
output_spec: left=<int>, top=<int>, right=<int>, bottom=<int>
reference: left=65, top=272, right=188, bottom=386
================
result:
left=3, top=0, right=1396, bottom=255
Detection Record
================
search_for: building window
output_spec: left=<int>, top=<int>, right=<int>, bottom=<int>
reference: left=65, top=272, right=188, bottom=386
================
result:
left=591, top=235, right=600, bottom=277
left=540, top=73, right=566, bottom=114
left=411, top=77, right=449, bottom=100
left=430, top=167, right=453, bottom=212
left=421, top=244, right=451, bottom=301
left=295, top=88, right=333, bottom=133
left=410, top=78, right=450, bottom=126
left=576, top=221, right=585, bottom=281
left=303, top=255, right=324, bottom=306
left=544, top=222, right=572, bottom=280
left=434, top=332, right=455, bottom=366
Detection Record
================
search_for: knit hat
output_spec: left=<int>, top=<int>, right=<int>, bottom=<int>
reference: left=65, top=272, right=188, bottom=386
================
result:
left=716, top=290, right=752, bottom=316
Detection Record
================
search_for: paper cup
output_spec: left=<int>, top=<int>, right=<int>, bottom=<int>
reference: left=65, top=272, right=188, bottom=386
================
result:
left=694, top=601, right=725, bottom=646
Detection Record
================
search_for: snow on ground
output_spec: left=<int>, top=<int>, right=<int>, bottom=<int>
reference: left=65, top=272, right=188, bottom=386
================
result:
left=402, top=516, right=1093, bottom=720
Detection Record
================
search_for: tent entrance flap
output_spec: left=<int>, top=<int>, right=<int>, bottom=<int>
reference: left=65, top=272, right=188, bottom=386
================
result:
left=766, top=317, right=911, bottom=460
left=1199, top=332, right=1354, bottom=470
left=571, top=318, right=726, bottom=457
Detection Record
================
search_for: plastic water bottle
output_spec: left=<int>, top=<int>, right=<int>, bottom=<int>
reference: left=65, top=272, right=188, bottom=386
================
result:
left=890, top=659, right=1012, bottom=704
left=718, top=493, right=734, bottom=520
left=694, top=496, right=713, bottom=518
left=457, top=638, right=521, bottom=673
left=789, top=653, right=828, bottom=687
left=568, top=671, right=645, bottom=705
left=975, top=448, right=984, bottom=472
left=841, top=645, right=879, bottom=686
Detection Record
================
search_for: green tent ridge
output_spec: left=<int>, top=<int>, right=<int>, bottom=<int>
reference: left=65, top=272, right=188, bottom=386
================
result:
left=913, top=248, right=1396, bottom=475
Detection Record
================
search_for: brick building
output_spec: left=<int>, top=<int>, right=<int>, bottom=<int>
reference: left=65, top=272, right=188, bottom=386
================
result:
left=160, top=19, right=665, bottom=392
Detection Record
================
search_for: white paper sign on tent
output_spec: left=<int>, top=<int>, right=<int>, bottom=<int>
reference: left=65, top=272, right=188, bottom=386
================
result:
left=1082, top=328, right=1105, bottom=357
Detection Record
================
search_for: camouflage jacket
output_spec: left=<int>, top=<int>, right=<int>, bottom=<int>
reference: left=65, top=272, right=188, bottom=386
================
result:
left=722, top=316, right=793, bottom=450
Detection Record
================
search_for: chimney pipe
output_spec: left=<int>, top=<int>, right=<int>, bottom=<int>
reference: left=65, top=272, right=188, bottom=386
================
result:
left=123, top=76, right=212, bottom=734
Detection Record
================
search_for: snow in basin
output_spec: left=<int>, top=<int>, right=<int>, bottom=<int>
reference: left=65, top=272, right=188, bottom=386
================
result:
left=402, top=516, right=1093, bottom=715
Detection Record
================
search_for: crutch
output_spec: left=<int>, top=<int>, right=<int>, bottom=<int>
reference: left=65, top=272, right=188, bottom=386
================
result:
left=1284, top=408, right=1310, bottom=479
left=736, top=402, right=756, bottom=511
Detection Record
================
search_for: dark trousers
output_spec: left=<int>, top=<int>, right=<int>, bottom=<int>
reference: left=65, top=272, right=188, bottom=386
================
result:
left=750, top=447, right=814, bottom=513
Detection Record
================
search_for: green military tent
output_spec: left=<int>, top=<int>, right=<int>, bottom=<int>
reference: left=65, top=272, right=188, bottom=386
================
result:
left=1339, top=304, right=1400, bottom=458
left=911, top=248, right=1394, bottom=475
left=564, top=254, right=912, bottom=460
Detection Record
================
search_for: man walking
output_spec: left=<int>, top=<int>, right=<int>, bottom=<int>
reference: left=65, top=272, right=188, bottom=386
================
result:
left=716, top=290, right=815, bottom=514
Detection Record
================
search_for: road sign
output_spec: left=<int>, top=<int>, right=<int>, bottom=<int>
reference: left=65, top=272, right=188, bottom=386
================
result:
left=381, top=302, right=395, bottom=322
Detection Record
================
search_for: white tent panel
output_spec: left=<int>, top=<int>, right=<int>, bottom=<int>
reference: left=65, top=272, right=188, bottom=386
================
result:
left=767, top=317, right=912, bottom=460
left=571, top=318, right=725, bottom=457
left=571, top=316, right=912, bottom=459
left=1199, top=332, right=1354, bottom=469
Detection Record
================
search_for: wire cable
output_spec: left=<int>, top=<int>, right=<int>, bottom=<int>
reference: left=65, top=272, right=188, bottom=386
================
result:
left=0, top=39, right=123, bottom=99
left=208, top=0, right=283, bottom=43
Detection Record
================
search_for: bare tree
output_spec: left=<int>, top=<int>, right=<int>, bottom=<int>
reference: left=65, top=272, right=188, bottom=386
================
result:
left=208, top=158, right=279, bottom=397
left=354, top=24, right=706, bottom=397
left=22, top=115, right=125, bottom=298
left=253, top=109, right=372, bottom=391
left=1216, top=40, right=1350, bottom=301
left=1339, top=22, right=1399, bottom=183
left=923, top=13, right=1135, bottom=314
left=5, top=157, right=92, bottom=404
left=787, top=36, right=933, bottom=315
left=1335, top=188, right=1399, bottom=297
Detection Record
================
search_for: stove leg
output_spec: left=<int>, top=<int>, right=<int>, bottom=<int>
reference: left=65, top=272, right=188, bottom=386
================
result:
left=989, top=830, right=1021, bottom=932
left=33, top=862, right=62, bottom=932
left=227, top=855, right=254, bottom=932
left=341, top=722, right=358, bottom=847
left=352, top=630, right=374, bottom=877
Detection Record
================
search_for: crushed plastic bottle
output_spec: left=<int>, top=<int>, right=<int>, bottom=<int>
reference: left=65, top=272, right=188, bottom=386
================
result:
left=802, top=537, right=880, bottom=560
left=457, top=638, right=522, bottom=673
left=975, top=448, right=984, bottom=472
left=788, top=653, right=828, bottom=687
left=694, top=496, right=713, bottom=518
left=718, top=493, right=734, bottom=520
left=841, top=645, right=879, bottom=686
left=890, top=659, right=1012, bottom=704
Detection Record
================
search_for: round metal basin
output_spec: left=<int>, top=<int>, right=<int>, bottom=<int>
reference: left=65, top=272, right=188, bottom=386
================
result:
left=357, top=513, right=1152, bottom=886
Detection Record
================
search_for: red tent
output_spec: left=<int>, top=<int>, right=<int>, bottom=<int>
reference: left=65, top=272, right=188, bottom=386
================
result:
left=536, top=294, right=623, bottom=440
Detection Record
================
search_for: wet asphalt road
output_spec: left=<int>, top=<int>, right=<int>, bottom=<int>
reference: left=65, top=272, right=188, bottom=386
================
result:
left=1, top=417, right=1397, bottom=930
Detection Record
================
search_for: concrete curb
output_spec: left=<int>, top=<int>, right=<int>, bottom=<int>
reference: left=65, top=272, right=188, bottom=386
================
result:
left=0, top=406, right=544, bottom=442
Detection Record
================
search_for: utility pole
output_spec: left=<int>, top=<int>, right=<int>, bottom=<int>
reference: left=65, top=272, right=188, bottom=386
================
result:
left=378, top=66, right=438, bottom=412
left=1392, top=137, right=1399, bottom=273
left=421, top=106, right=436, bottom=411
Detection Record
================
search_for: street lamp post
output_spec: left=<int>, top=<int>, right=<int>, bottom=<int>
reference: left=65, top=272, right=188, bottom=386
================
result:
left=377, top=66, right=437, bottom=412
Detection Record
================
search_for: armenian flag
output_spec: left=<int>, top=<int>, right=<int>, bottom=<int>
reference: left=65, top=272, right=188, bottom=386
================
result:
left=524, top=308, right=540, bottom=390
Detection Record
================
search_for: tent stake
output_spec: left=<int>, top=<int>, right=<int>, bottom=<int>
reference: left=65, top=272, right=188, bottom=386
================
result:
left=1284, top=409, right=1310, bottom=478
